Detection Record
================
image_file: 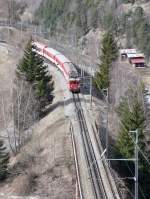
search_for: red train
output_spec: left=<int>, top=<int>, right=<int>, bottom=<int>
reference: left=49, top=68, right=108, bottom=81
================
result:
left=32, top=41, right=80, bottom=93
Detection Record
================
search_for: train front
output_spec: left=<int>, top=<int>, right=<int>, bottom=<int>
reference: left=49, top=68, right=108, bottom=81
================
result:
left=68, top=71, right=80, bottom=93
left=69, top=78, right=80, bottom=93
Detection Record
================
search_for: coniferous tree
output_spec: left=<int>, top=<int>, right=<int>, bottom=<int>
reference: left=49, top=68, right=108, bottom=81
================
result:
left=94, top=32, right=118, bottom=90
left=17, top=39, right=54, bottom=102
left=100, top=32, right=118, bottom=63
left=94, top=62, right=109, bottom=90
left=115, top=88, right=150, bottom=198
left=35, top=63, right=49, bottom=82
left=35, top=63, right=53, bottom=97
left=116, top=89, right=145, bottom=159
left=0, top=140, right=9, bottom=180
left=17, top=39, right=43, bottom=82
left=35, top=62, right=53, bottom=99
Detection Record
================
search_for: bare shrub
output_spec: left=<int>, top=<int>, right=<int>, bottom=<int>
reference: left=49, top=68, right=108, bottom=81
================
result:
left=11, top=74, right=40, bottom=153
left=11, top=171, right=38, bottom=196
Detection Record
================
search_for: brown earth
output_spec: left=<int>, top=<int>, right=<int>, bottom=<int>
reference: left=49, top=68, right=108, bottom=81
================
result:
left=0, top=26, right=76, bottom=198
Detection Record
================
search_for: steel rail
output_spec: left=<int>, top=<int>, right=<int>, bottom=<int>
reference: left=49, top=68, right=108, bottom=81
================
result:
left=78, top=91, right=121, bottom=199
left=92, top=125, right=121, bottom=199
left=70, top=123, right=84, bottom=199
left=0, top=19, right=119, bottom=198
left=73, top=93, right=107, bottom=199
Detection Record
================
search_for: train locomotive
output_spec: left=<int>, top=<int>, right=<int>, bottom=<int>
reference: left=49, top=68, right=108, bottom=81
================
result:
left=32, top=41, right=80, bottom=93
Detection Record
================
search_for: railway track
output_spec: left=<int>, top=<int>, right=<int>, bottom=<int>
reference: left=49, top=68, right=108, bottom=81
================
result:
left=92, top=122, right=122, bottom=199
left=73, top=93, right=119, bottom=199
left=0, top=19, right=120, bottom=198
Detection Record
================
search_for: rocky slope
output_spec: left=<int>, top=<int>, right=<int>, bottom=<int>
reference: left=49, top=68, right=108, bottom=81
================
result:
left=0, top=0, right=42, bottom=22
left=35, top=0, right=150, bottom=31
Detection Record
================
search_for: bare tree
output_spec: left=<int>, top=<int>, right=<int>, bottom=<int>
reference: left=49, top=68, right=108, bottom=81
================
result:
left=0, top=75, right=40, bottom=154
left=12, top=75, right=40, bottom=153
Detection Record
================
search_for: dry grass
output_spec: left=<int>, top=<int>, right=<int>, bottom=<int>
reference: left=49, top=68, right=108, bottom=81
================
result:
left=0, top=64, right=76, bottom=198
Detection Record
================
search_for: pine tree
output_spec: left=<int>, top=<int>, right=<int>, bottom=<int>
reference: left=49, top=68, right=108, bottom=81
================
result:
left=35, top=63, right=50, bottom=82
left=115, top=88, right=150, bottom=198
left=94, top=62, right=109, bottom=90
left=17, top=39, right=54, bottom=102
left=17, top=39, right=41, bottom=82
left=115, top=97, right=134, bottom=158
left=0, top=140, right=9, bottom=180
left=17, top=39, right=46, bottom=83
left=116, top=90, right=145, bottom=159
left=94, top=32, right=118, bottom=90
left=35, top=61, right=54, bottom=101
left=100, top=32, right=118, bottom=63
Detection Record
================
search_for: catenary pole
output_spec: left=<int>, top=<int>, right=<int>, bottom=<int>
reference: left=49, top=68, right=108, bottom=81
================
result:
left=130, top=129, right=138, bottom=199
left=90, top=73, right=92, bottom=108
left=135, top=129, right=139, bottom=199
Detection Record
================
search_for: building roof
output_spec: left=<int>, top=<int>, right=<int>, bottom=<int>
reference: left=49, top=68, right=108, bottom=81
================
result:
left=127, top=53, right=145, bottom=58
left=131, top=58, right=145, bottom=64
left=120, top=49, right=137, bottom=54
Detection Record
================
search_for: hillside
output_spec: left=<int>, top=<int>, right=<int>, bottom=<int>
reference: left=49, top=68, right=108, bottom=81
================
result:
left=0, top=50, right=75, bottom=197
left=0, top=0, right=42, bottom=22
left=35, top=0, right=150, bottom=58
left=0, top=0, right=150, bottom=198
left=0, top=28, right=76, bottom=198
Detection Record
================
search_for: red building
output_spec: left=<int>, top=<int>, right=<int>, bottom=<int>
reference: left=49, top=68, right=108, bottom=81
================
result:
left=127, top=53, right=145, bottom=67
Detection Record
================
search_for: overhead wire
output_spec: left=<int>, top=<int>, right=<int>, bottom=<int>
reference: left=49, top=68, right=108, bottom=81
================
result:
left=125, top=161, right=146, bottom=199
left=127, top=131, right=150, bottom=168
left=122, top=130, right=150, bottom=198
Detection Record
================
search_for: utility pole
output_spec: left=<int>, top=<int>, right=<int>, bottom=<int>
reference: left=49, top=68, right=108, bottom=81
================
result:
left=107, top=129, right=139, bottom=199
left=90, top=73, right=92, bottom=108
left=20, top=22, right=23, bottom=40
left=102, top=88, right=109, bottom=158
left=130, top=129, right=139, bottom=199
left=90, top=67, right=95, bottom=109
left=135, top=129, right=139, bottom=199
left=9, top=0, right=14, bottom=25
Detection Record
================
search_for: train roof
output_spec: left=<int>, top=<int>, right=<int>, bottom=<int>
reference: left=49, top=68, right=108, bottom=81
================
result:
left=46, top=47, right=61, bottom=56
left=64, top=62, right=78, bottom=78
left=55, top=54, right=71, bottom=63
left=64, top=62, right=75, bottom=70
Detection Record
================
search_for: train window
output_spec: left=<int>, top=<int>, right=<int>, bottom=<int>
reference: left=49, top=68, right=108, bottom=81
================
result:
left=70, top=81, right=78, bottom=84
left=69, top=71, right=78, bottom=78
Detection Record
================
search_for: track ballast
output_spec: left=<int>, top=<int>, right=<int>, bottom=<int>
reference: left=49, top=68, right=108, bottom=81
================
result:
left=73, top=93, right=121, bottom=199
